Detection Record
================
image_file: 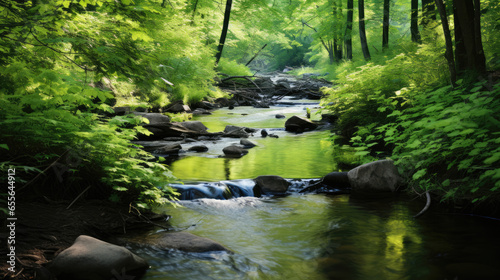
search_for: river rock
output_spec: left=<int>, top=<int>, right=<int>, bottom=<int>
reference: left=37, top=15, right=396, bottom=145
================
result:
left=261, top=129, right=268, bottom=137
left=192, top=108, right=212, bottom=115
left=48, top=235, right=148, bottom=280
left=154, top=144, right=182, bottom=155
left=193, top=101, right=216, bottom=110
left=323, top=172, right=351, bottom=188
left=134, top=112, right=170, bottom=125
left=139, top=232, right=230, bottom=253
left=188, top=145, right=209, bottom=152
left=223, top=145, right=249, bottom=157
left=275, top=114, right=286, bottom=119
left=167, top=103, right=191, bottom=113
left=223, top=125, right=257, bottom=138
left=240, top=139, right=256, bottom=148
left=254, top=175, right=290, bottom=196
left=285, top=115, right=318, bottom=132
left=176, top=121, right=208, bottom=133
left=347, top=160, right=403, bottom=194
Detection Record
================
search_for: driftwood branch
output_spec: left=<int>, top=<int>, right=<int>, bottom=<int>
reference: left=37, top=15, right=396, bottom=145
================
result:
left=413, top=191, right=431, bottom=218
left=220, top=75, right=262, bottom=93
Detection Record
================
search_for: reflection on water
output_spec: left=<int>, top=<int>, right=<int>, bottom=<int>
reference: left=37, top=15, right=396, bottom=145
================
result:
left=135, top=195, right=500, bottom=280
left=168, top=104, right=337, bottom=181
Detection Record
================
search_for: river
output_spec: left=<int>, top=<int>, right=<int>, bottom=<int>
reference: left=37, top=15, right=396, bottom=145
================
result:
left=133, top=99, right=500, bottom=280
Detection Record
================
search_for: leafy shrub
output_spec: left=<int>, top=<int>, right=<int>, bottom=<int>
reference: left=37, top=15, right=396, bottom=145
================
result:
left=216, top=59, right=253, bottom=76
left=346, top=81, right=500, bottom=203
left=0, top=62, right=177, bottom=208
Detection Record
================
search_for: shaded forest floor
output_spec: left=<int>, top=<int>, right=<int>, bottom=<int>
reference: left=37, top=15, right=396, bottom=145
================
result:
left=0, top=199, right=169, bottom=280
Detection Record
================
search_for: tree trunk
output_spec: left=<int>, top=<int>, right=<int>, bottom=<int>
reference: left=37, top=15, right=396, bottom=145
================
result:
left=215, top=0, right=233, bottom=65
left=344, top=0, right=353, bottom=60
left=411, top=0, right=421, bottom=43
left=245, top=44, right=267, bottom=66
left=434, top=0, right=457, bottom=86
left=334, top=39, right=343, bottom=61
left=382, top=0, right=390, bottom=49
left=359, top=0, right=371, bottom=61
left=453, top=0, right=486, bottom=74
left=421, top=0, right=436, bottom=27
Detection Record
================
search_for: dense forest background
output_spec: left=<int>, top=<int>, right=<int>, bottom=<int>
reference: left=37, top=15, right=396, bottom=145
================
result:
left=1, top=0, right=499, bottom=209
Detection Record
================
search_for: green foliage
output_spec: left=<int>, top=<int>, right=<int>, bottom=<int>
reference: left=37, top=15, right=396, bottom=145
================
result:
left=336, top=80, right=500, bottom=203
left=0, top=62, right=177, bottom=207
left=216, top=59, right=253, bottom=77
left=322, top=42, right=448, bottom=140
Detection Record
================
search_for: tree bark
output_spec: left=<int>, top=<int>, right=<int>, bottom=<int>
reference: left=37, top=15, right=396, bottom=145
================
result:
left=434, top=0, right=457, bottom=86
left=215, top=0, right=233, bottom=65
left=359, top=0, right=371, bottom=61
left=344, top=0, right=353, bottom=60
left=453, top=0, right=486, bottom=74
left=382, top=0, right=390, bottom=49
left=411, top=0, right=421, bottom=43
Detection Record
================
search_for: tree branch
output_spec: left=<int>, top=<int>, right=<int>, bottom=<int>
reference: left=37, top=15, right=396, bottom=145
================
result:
left=29, top=28, right=95, bottom=72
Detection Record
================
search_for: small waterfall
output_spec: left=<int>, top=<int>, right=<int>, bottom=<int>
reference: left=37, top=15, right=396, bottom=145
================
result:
left=170, top=178, right=349, bottom=200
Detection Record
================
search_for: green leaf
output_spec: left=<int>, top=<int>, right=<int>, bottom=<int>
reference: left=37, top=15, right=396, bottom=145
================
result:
left=413, top=169, right=427, bottom=180
left=442, top=179, right=450, bottom=187
left=0, top=144, right=8, bottom=150
left=484, top=153, right=500, bottom=165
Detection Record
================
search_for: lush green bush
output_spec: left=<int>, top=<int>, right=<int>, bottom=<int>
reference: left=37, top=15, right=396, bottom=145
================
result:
left=0, top=62, right=177, bottom=208
left=322, top=43, right=448, bottom=141
left=216, top=59, right=253, bottom=77
left=355, top=81, right=500, bottom=203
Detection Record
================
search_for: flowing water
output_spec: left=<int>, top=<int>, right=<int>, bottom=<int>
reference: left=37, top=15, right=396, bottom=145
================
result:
left=134, top=99, right=500, bottom=280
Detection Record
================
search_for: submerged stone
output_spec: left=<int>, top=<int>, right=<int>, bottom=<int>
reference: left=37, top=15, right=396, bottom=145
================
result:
left=137, top=232, right=231, bottom=253
left=254, top=175, right=290, bottom=196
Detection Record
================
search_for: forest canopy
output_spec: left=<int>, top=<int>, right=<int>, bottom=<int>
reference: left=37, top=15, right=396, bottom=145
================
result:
left=1, top=0, right=500, bottom=207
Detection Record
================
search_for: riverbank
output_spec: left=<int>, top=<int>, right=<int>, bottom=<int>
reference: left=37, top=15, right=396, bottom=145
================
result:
left=0, top=199, right=169, bottom=280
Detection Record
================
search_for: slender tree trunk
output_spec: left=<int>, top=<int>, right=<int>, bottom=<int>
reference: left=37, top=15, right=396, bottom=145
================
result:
left=344, top=0, right=353, bottom=60
left=215, top=0, right=233, bottom=65
left=191, top=0, right=200, bottom=24
left=334, top=39, right=343, bottom=61
left=411, top=0, right=421, bottom=43
left=434, top=0, right=457, bottom=86
left=382, top=0, right=390, bottom=49
left=359, top=0, right=371, bottom=61
left=453, top=0, right=486, bottom=73
left=245, top=44, right=267, bottom=66
left=473, top=0, right=486, bottom=73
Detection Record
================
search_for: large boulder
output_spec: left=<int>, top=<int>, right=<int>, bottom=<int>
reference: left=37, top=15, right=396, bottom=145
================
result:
left=135, top=232, right=230, bottom=253
left=285, top=116, right=318, bottom=132
left=222, top=145, right=249, bottom=158
left=347, top=160, right=403, bottom=194
left=48, top=235, right=148, bottom=280
left=323, top=172, right=351, bottom=188
left=254, top=175, right=290, bottom=196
